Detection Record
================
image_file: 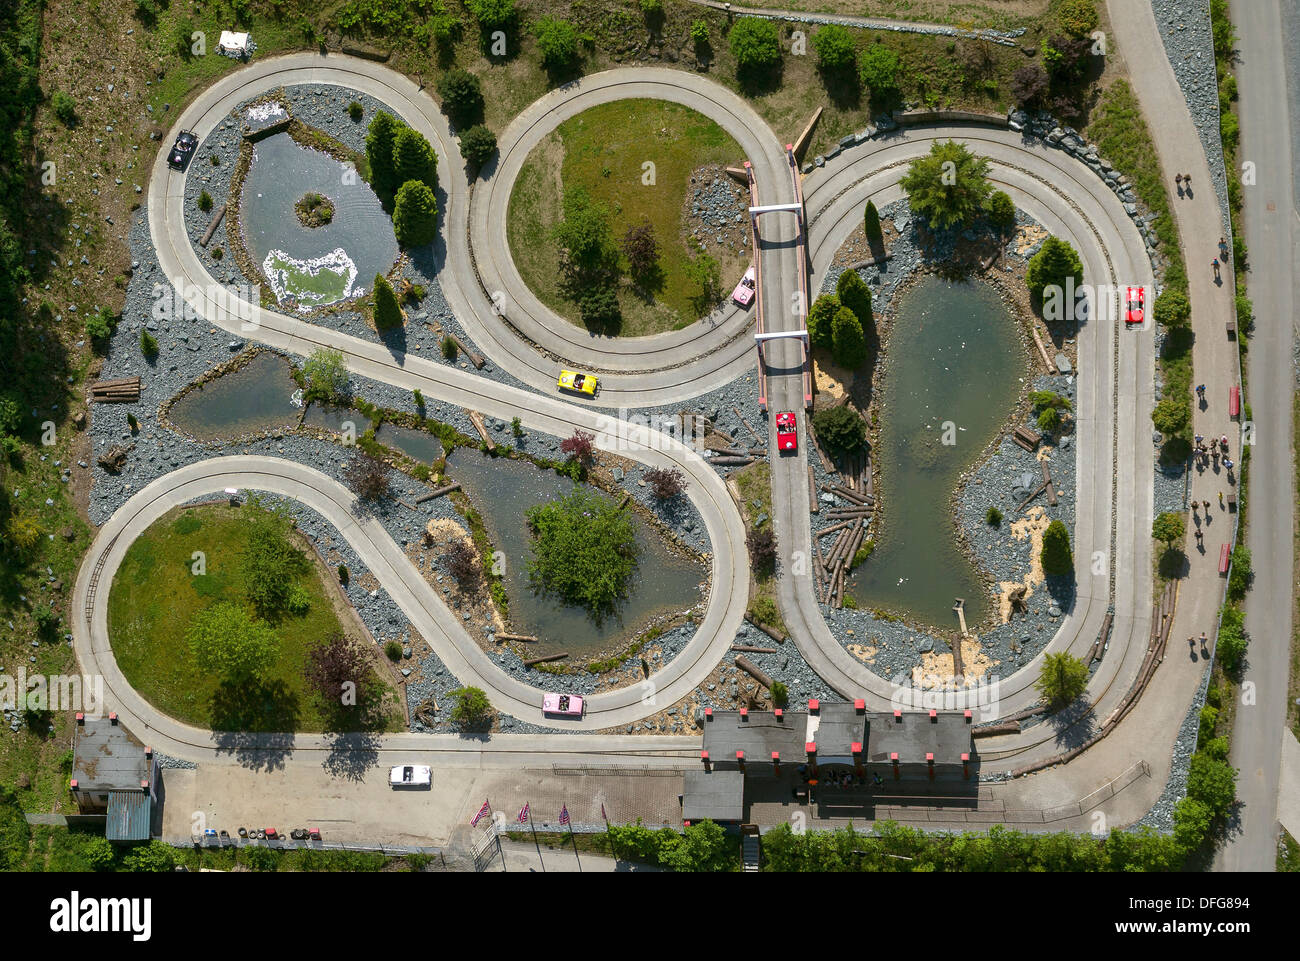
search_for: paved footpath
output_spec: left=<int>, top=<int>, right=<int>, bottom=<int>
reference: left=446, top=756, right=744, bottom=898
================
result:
left=1218, top=0, right=1299, bottom=871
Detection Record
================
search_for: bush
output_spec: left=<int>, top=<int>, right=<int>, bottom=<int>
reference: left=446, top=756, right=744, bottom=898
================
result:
left=303, top=347, right=349, bottom=404
left=747, top=526, right=777, bottom=570
left=436, top=69, right=484, bottom=127
left=384, top=640, right=403, bottom=661
left=1030, top=390, right=1072, bottom=411
left=126, top=412, right=139, bottom=432
left=807, top=294, right=839, bottom=350
left=365, top=110, right=402, bottom=197
left=467, top=0, right=516, bottom=34
left=621, top=220, right=660, bottom=281
left=533, top=16, right=581, bottom=75
left=1040, top=519, right=1073, bottom=575
left=338, top=563, right=349, bottom=584
left=459, top=125, right=498, bottom=171
left=445, top=538, right=479, bottom=584
left=863, top=199, right=883, bottom=248
left=187, top=602, right=280, bottom=683
left=140, top=329, right=159, bottom=358
left=1151, top=396, right=1190, bottom=438
left=1172, top=797, right=1214, bottom=853
left=392, top=126, right=439, bottom=193
left=644, top=466, right=686, bottom=499
left=441, top=335, right=458, bottom=360
left=987, top=191, right=1016, bottom=232
left=344, top=451, right=391, bottom=500
left=831, top=305, right=867, bottom=369
left=372, top=273, right=404, bottom=329
left=198, top=189, right=214, bottom=213
left=1037, top=406, right=1060, bottom=432
left=560, top=428, right=596, bottom=465
left=392, top=180, right=439, bottom=248
left=348, top=101, right=364, bottom=121
left=1011, top=63, right=1050, bottom=108
left=812, top=405, right=866, bottom=455
left=729, top=17, right=781, bottom=83
left=899, top=140, right=993, bottom=232
left=1216, top=604, right=1247, bottom=671
left=1198, top=704, right=1219, bottom=743
left=750, top=594, right=779, bottom=625
left=690, top=19, right=709, bottom=48
left=1153, top=288, right=1191, bottom=327
left=858, top=43, right=901, bottom=101
left=1227, top=546, right=1252, bottom=601
left=85, top=308, right=117, bottom=352
left=51, top=90, right=76, bottom=126
left=1026, top=235, right=1084, bottom=303
left=986, top=506, right=1003, bottom=527
left=1056, top=0, right=1099, bottom=37
left=835, top=268, right=873, bottom=332
left=769, top=679, right=788, bottom=707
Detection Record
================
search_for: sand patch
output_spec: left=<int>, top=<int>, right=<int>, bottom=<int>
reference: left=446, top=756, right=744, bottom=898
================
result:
left=846, top=642, right=878, bottom=663
left=1015, top=223, right=1049, bottom=258
left=812, top=352, right=855, bottom=404
left=425, top=518, right=470, bottom=545
left=914, top=636, right=999, bottom=686
left=997, top=505, right=1051, bottom=622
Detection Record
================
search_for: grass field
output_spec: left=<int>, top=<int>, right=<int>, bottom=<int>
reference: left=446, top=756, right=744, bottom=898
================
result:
left=508, top=99, right=745, bottom=336
left=106, top=503, right=402, bottom=733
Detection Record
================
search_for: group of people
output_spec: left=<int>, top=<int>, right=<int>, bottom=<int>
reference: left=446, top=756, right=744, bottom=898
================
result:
left=1187, top=631, right=1209, bottom=657
left=1174, top=172, right=1194, bottom=190
left=1192, top=433, right=1233, bottom=472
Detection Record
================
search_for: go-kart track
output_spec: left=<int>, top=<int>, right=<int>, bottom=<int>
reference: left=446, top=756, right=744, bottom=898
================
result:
left=72, top=35, right=1216, bottom=832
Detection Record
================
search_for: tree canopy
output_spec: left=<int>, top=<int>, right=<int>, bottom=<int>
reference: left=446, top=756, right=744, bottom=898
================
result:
left=392, top=180, right=439, bottom=248
left=1040, top=519, right=1074, bottom=576
left=1026, top=235, right=1085, bottom=303
left=1035, top=651, right=1088, bottom=708
left=526, top=490, right=639, bottom=617
left=899, top=140, right=994, bottom=232
left=187, top=601, right=280, bottom=683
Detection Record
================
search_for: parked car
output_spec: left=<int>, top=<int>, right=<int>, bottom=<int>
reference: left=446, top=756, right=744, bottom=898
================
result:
left=732, top=266, right=757, bottom=308
left=1124, top=286, right=1145, bottom=326
left=775, top=411, right=798, bottom=452
left=542, top=692, right=586, bottom=718
left=389, top=764, right=432, bottom=788
left=167, top=130, right=199, bottom=170
left=557, top=369, right=598, bottom=397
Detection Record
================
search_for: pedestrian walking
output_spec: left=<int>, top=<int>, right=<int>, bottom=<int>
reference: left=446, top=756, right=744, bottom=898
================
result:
left=1195, top=528, right=1204, bottom=545
left=1202, top=499, right=1211, bottom=512
left=1219, top=236, right=1229, bottom=259
left=1221, top=434, right=1229, bottom=450
left=1218, top=491, right=1225, bottom=507
left=1175, top=173, right=1183, bottom=187
left=1195, top=433, right=1203, bottom=446
left=1212, top=258, right=1221, bottom=280
left=1184, top=173, right=1192, bottom=188
left=1224, top=457, right=1233, bottom=471
left=1196, top=384, right=1206, bottom=400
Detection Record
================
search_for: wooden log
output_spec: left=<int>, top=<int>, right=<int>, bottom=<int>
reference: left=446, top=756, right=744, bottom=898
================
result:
left=713, top=446, right=751, bottom=458
left=842, top=253, right=893, bottom=272
left=824, top=484, right=873, bottom=506
left=1030, top=324, right=1058, bottom=374
left=450, top=334, right=485, bottom=369
left=791, top=106, right=823, bottom=163
left=1016, top=481, right=1048, bottom=513
left=414, top=482, right=460, bottom=504
left=200, top=205, right=226, bottom=247
left=734, top=654, right=774, bottom=690
left=734, top=407, right=762, bottom=444
left=1041, top=459, right=1058, bottom=506
left=817, top=520, right=855, bottom=538
left=92, top=376, right=141, bottom=389
left=496, top=633, right=538, bottom=643
left=808, top=464, right=819, bottom=515
left=467, top=411, right=495, bottom=451
left=618, top=492, right=631, bottom=511
left=826, top=508, right=873, bottom=519
left=709, top=456, right=754, bottom=467
left=732, top=645, right=778, bottom=654
left=523, top=653, right=568, bottom=668
left=972, top=721, right=1021, bottom=738
left=810, top=430, right=835, bottom=473
left=744, top=615, right=787, bottom=643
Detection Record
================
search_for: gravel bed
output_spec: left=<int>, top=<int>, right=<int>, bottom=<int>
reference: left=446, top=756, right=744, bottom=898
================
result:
left=1151, top=0, right=1233, bottom=235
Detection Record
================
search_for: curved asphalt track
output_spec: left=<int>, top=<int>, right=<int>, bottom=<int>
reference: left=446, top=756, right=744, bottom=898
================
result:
left=83, top=54, right=1155, bottom=772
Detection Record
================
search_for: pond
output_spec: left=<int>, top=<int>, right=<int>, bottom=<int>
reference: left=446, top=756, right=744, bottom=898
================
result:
left=848, top=276, right=1026, bottom=631
left=445, top=450, right=704, bottom=658
left=167, top=352, right=301, bottom=441
left=240, top=132, right=399, bottom=309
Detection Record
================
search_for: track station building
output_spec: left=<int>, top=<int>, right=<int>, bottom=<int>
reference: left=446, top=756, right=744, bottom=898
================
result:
left=682, top=700, right=980, bottom=824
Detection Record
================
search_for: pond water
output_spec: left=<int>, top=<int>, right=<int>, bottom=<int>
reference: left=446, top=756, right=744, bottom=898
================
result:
left=848, top=276, right=1026, bottom=631
left=445, top=450, right=703, bottom=658
left=167, top=352, right=301, bottom=440
left=240, top=133, right=399, bottom=309
left=373, top=424, right=443, bottom=464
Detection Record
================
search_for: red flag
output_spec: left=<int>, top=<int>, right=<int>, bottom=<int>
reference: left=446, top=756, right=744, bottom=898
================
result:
left=559, top=804, right=570, bottom=827
left=517, top=802, right=530, bottom=824
left=601, top=802, right=608, bottom=822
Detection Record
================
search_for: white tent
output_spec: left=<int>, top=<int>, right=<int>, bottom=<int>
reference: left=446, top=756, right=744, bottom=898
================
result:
left=217, top=30, right=250, bottom=58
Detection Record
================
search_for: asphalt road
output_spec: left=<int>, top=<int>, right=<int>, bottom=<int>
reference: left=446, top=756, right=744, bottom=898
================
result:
left=1217, top=0, right=1299, bottom=872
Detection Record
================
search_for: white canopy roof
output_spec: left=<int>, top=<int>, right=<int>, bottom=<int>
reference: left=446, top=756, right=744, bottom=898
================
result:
left=218, top=30, right=250, bottom=52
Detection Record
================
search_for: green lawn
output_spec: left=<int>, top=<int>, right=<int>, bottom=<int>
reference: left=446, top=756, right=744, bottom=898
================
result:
left=106, top=503, right=401, bottom=733
left=508, top=99, right=745, bottom=336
